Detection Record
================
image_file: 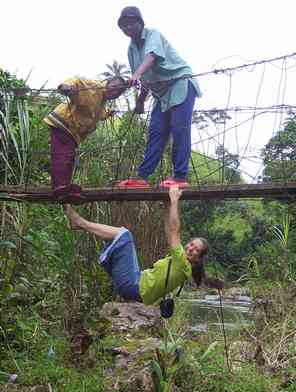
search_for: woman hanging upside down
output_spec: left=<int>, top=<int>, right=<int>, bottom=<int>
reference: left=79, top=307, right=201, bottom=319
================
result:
left=64, top=185, right=223, bottom=306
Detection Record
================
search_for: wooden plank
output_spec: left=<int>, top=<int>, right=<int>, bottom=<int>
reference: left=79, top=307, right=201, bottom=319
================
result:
left=0, top=182, right=296, bottom=203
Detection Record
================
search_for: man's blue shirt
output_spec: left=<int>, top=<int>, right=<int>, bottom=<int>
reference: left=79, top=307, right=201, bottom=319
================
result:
left=128, top=28, right=202, bottom=112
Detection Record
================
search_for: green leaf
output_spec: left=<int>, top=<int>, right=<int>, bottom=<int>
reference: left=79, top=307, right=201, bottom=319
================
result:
left=0, top=284, right=14, bottom=298
left=200, top=341, right=219, bottom=360
left=151, top=360, right=163, bottom=382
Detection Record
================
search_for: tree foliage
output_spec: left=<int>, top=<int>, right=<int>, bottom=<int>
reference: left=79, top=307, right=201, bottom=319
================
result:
left=262, top=112, right=296, bottom=182
left=100, top=60, right=130, bottom=80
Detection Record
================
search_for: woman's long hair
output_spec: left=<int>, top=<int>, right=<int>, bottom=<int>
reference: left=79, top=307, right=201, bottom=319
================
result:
left=191, top=238, right=224, bottom=290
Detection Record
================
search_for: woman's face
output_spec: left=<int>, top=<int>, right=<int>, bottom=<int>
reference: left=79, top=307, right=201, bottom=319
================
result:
left=120, top=17, right=143, bottom=40
left=184, top=239, right=204, bottom=264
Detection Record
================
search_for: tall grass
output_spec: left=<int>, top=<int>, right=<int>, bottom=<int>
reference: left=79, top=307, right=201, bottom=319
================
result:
left=271, top=214, right=291, bottom=280
left=0, top=94, right=31, bottom=186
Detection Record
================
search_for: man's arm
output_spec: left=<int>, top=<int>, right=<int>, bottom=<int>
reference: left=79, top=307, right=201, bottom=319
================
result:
left=165, top=185, right=183, bottom=249
left=130, top=52, right=156, bottom=114
left=130, top=52, right=156, bottom=85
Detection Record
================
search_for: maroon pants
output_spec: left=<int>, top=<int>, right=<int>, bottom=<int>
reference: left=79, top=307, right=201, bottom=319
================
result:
left=50, top=127, right=77, bottom=191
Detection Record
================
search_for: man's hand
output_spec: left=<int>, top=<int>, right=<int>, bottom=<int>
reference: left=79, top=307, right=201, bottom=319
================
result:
left=169, top=185, right=183, bottom=204
left=129, top=72, right=141, bottom=87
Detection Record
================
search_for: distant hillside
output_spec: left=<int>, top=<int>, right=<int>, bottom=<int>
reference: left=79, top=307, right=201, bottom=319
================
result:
left=189, top=150, right=242, bottom=184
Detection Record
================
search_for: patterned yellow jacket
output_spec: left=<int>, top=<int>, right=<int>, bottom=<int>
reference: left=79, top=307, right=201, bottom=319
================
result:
left=44, top=78, right=111, bottom=144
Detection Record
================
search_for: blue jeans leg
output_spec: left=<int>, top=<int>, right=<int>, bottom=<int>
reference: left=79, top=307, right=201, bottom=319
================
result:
left=138, top=82, right=197, bottom=179
left=99, top=229, right=142, bottom=301
left=138, top=102, right=170, bottom=179
left=170, top=82, right=196, bottom=179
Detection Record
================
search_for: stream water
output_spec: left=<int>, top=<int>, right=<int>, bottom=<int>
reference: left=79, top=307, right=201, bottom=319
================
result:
left=184, top=295, right=253, bottom=331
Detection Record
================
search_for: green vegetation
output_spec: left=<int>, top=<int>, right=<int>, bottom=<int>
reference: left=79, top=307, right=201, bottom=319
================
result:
left=1, top=69, right=296, bottom=391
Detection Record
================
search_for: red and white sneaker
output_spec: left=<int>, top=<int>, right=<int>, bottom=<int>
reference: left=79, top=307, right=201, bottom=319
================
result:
left=116, top=178, right=150, bottom=189
left=159, top=178, right=189, bottom=189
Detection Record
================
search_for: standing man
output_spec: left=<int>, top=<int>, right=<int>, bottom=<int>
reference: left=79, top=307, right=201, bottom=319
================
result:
left=117, top=6, right=202, bottom=189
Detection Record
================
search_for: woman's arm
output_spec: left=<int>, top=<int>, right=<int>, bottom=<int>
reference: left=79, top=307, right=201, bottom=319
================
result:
left=57, top=78, right=80, bottom=103
left=165, top=186, right=183, bottom=249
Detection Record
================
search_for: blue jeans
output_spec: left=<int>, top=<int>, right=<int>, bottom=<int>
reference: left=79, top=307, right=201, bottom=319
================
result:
left=138, top=81, right=197, bottom=180
left=99, top=229, right=142, bottom=301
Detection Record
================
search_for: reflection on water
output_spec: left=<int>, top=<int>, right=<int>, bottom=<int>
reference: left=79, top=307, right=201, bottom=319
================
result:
left=183, top=295, right=253, bottom=331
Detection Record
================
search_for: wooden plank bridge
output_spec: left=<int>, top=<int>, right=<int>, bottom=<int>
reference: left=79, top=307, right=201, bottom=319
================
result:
left=0, top=182, right=296, bottom=204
